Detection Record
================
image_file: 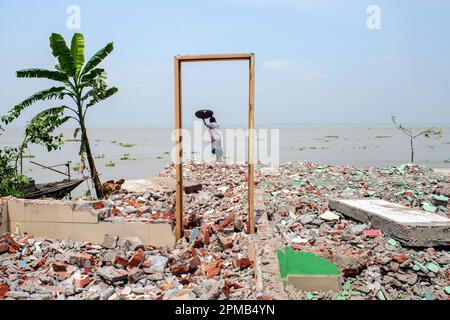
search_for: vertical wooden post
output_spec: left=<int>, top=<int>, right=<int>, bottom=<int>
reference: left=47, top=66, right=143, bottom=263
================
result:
left=174, top=57, right=183, bottom=240
left=247, top=54, right=255, bottom=233
left=173, top=53, right=255, bottom=238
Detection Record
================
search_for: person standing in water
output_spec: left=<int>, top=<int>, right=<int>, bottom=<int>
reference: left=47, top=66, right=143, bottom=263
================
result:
left=202, top=116, right=223, bottom=161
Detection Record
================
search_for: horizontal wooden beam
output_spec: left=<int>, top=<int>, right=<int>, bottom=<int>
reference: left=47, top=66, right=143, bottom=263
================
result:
left=176, top=53, right=254, bottom=62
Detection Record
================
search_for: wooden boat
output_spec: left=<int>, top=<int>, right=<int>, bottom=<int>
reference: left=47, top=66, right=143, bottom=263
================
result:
left=24, top=178, right=85, bottom=199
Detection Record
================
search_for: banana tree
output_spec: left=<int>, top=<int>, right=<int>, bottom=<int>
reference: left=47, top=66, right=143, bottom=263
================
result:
left=2, top=33, right=118, bottom=198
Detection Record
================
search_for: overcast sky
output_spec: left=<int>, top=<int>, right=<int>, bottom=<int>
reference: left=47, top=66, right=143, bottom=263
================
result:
left=0, top=0, right=449, bottom=127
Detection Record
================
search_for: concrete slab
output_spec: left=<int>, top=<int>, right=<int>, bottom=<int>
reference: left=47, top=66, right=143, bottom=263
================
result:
left=433, top=168, right=450, bottom=176
left=122, top=177, right=202, bottom=194
left=329, top=198, right=450, bottom=247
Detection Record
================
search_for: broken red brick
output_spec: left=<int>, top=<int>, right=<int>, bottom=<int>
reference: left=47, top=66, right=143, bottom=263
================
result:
left=219, top=212, right=236, bottom=230
left=125, top=198, right=137, bottom=206
left=171, top=263, right=190, bottom=275
left=223, top=281, right=245, bottom=299
left=0, top=283, right=9, bottom=299
left=114, top=255, right=128, bottom=268
left=391, top=254, right=408, bottom=264
left=74, top=276, right=91, bottom=288
left=83, top=268, right=92, bottom=275
left=111, top=208, right=121, bottom=215
left=189, top=256, right=201, bottom=272
left=223, top=282, right=231, bottom=299
left=364, top=229, right=382, bottom=237
left=206, top=260, right=222, bottom=278
left=69, top=253, right=95, bottom=268
left=184, top=182, right=202, bottom=194
left=0, top=242, right=8, bottom=254
left=5, top=234, right=21, bottom=250
left=218, top=235, right=233, bottom=250
left=32, top=257, right=46, bottom=270
left=179, top=276, right=194, bottom=286
left=92, top=201, right=105, bottom=210
left=128, top=248, right=145, bottom=268
left=234, top=257, right=253, bottom=269
left=52, top=261, right=67, bottom=272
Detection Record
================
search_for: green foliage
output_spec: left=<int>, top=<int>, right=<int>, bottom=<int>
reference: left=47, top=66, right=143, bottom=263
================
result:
left=49, top=33, right=76, bottom=77
left=1, top=87, right=66, bottom=124
left=106, top=161, right=115, bottom=167
left=72, top=163, right=81, bottom=172
left=118, top=142, right=135, bottom=148
left=0, top=147, right=29, bottom=197
left=23, top=106, right=69, bottom=152
left=391, top=116, right=442, bottom=139
left=1, top=32, right=118, bottom=198
left=391, top=115, right=442, bottom=162
left=71, top=33, right=85, bottom=77
left=120, top=153, right=136, bottom=160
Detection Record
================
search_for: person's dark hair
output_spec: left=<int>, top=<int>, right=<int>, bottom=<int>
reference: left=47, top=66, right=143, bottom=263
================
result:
left=209, top=116, right=216, bottom=123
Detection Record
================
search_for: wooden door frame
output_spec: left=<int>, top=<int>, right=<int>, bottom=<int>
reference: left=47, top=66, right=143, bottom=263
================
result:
left=173, top=53, right=255, bottom=240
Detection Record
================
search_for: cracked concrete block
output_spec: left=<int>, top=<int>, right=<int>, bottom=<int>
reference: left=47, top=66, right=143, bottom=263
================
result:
left=122, top=177, right=202, bottom=194
left=329, top=198, right=450, bottom=247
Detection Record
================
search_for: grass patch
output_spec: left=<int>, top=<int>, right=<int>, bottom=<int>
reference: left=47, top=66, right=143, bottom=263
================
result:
left=298, top=146, right=328, bottom=151
left=110, top=140, right=117, bottom=144
left=72, top=163, right=80, bottom=172
left=118, top=142, right=135, bottom=148
left=120, top=153, right=136, bottom=161
left=95, top=154, right=105, bottom=159
left=375, top=136, right=391, bottom=139
left=22, top=154, right=35, bottom=159
left=66, top=138, right=82, bottom=142
left=106, top=161, right=115, bottom=167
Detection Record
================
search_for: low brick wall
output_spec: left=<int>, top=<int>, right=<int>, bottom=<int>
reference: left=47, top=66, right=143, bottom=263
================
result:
left=251, top=190, right=286, bottom=300
left=1, top=197, right=176, bottom=248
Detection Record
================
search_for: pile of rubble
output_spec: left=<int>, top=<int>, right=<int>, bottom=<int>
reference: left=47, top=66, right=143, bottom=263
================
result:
left=259, top=161, right=449, bottom=300
left=0, top=161, right=256, bottom=300
left=103, top=192, right=175, bottom=223
left=0, top=230, right=254, bottom=300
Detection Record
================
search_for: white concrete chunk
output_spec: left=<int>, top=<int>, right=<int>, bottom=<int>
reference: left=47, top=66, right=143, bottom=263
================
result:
left=329, top=198, right=450, bottom=247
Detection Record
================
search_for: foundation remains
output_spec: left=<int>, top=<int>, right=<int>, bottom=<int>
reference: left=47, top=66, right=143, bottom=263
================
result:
left=329, top=198, right=450, bottom=247
left=0, top=197, right=175, bottom=248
